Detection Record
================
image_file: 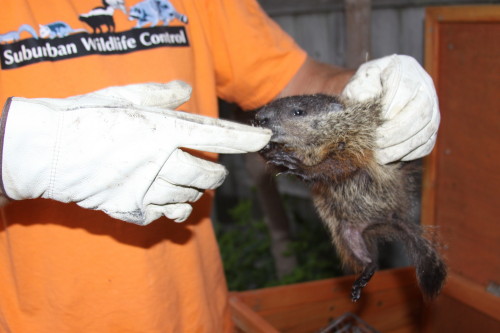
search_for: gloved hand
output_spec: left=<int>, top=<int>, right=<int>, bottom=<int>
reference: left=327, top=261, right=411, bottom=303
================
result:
left=342, top=54, right=440, bottom=164
left=0, top=81, right=271, bottom=225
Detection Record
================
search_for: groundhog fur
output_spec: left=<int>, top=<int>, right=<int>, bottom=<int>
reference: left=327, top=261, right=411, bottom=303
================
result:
left=254, top=94, right=446, bottom=302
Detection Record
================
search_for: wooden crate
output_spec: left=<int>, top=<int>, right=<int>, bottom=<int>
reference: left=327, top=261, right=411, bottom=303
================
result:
left=420, top=5, right=500, bottom=332
left=230, top=5, right=500, bottom=332
left=230, top=267, right=424, bottom=332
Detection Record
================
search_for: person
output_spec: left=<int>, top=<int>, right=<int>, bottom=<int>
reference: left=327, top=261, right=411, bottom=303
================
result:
left=0, top=0, right=439, bottom=332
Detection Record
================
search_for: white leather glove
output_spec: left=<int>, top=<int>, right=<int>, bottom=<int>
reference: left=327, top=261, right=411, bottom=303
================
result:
left=0, top=81, right=271, bottom=225
left=343, top=54, right=440, bottom=164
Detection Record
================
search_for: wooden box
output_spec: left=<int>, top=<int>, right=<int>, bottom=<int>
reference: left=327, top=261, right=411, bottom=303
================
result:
left=419, top=5, right=500, bottom=332
left=230, top=5, right=500, bottom=332
left=230, top=267, right=424, bottom=332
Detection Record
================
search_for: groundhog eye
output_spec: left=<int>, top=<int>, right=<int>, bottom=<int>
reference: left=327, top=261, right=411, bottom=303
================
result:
left=293, top=108, right=306, bottom=116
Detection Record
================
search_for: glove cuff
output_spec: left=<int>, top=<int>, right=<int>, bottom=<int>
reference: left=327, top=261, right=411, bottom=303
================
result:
left=0, top=98, right=13, bottom=199
left=0, top=98, right=58, bottom=200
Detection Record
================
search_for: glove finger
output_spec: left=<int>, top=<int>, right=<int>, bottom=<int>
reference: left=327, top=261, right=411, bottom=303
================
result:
left=168, top=112, right=272, bottom=153
left=144, top=180, right=203, bottom=206
left=103, top=209, right=149, bottom=226
left=94, top=80, right=192, bottom=109
left=342, top=63, right=384, bottom=101
left=375, top=122, right=439, bottom=163
left=160, top=149, right=228, bottom=189
left=145, top=203, right=193, bottom=223
left=376, top=88, right=437, bottom=148
left=401, top=131, right=438, bottom=161
left=343, top=54, right=401, bottom=101
left=381, top=55, right=436, bottom=120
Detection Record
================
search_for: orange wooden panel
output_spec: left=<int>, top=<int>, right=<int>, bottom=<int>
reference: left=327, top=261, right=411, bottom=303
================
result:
left=443, top=273, right=500, bottom=322
left=424, top=4, right=500, bottom=287
left=422, top=294, right=500, bottom=333
left=434, top=20, right=500, bottom=285
left=260, top=288, right=423, bottom=333
left=423, top=5, right=500, bottom=331
left=231, top=268, right=424, bottom=333
left=234, top=267, right=418, bottom=312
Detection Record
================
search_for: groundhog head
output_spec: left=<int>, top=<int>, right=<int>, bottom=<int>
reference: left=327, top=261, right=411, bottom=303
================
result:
left=254, top=94, right=381, bottom=182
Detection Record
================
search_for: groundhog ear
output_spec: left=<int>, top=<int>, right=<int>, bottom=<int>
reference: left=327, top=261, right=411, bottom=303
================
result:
left=327, top=102, right=343, bottom=113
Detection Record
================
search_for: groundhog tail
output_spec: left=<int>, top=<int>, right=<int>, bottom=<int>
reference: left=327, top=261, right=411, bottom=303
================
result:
left=410, top=237, right=447, bottom=299
left=393, top=222, right=447, bottom=299
left=416, top=250, right=447, bottom=299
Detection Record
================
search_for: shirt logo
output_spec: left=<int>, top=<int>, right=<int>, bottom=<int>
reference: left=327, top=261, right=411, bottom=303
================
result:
left=0, top=0, right=189, bottom=70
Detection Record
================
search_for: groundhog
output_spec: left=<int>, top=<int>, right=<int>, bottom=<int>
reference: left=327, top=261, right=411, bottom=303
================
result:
left=254, top=94, right=447, bottom=302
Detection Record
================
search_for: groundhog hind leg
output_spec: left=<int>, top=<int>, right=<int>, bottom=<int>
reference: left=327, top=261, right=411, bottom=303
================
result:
left=336, top=223, right=378, bottom=302
left=352, top=262, right=377, bottom=302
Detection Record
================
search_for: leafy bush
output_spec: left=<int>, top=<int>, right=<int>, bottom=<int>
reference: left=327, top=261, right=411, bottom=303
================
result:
left=215, top=197, right=343, bottom=291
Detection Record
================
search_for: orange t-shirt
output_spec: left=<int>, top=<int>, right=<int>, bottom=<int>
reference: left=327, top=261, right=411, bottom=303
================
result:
left=0, top=1, right=306, bottom=332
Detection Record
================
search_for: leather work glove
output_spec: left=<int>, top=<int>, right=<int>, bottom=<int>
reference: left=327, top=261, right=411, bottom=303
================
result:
left=0, top=81, right=271, bottom=225
left=343, top=54, right=440, bottom=164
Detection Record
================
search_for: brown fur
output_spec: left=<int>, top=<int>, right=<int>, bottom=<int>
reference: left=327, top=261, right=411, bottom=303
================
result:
left=255, top=94, right=446, bottom=301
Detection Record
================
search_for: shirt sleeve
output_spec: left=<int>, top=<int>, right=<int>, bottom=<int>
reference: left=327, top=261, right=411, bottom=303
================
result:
left=201, top=0, right=307, bottom=110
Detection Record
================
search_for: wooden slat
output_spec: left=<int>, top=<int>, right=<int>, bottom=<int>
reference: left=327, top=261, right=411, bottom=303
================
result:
left=345, top=0, right=372, bottom=68
left=421, top=4, right=442, bottom=232
left=229, top=295, right=280, bottom=333
left=426, top=5, right=500, bottom=22
left=234, top=267, right=418, bottom=312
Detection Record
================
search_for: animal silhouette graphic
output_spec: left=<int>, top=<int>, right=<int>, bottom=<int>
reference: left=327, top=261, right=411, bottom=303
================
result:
left=39, top=21, right=87, bottom=39
left=0, top=24, right=38, bottom=43
left=79, top=0, right=127, bottom=34
left=128, top=0, right=188, bottom=28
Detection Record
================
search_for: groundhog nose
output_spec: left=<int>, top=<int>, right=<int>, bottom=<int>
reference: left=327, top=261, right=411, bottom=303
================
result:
left=258, top=118, right=268, bottom=126
left=254, top=114, right=269, bottom=127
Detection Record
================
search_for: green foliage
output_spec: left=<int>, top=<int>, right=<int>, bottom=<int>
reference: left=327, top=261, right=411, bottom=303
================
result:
left=215, top=197, right=343, bottom=291
left=275, top=206, right=344, bottom=286
left=215, top=200, right=276, bottom=290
